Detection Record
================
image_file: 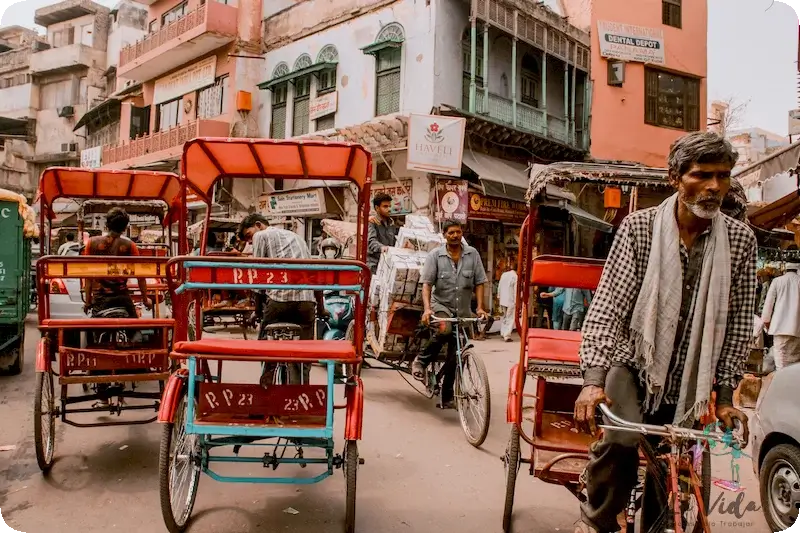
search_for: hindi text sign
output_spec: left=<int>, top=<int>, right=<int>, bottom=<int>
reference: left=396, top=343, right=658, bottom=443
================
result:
left=309, top=92, right=338, bottom=121
left=371, top=180, right=413, bottom=215
left=434, top=179, right=468, bottom=223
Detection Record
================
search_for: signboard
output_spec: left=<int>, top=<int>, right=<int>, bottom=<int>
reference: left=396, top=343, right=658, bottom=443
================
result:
left=80, top=146, right=102, bottom=168
left=154, top=55, right=217, bottom=105
left=597, top=21, right=665, bottom=65
left=259, top=189, right=325, bottom=217
left=434, top=179, right=468, bottom=224
left=468, top=193, right=527, bottom=224
left=407, top=114, right=466, bottom=177
left=309, top=91, right=338, bottom=121
left=789, top=109, right=800, bottom=136
left=371, top=180, right=413, bottom=215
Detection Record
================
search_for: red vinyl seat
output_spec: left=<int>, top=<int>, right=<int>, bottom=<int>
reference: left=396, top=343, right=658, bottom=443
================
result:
left=526, top=328, right=582, bottom=364
left=172, top=339, right=358, bottom=362
left=40, top=318, right=175, bottom=329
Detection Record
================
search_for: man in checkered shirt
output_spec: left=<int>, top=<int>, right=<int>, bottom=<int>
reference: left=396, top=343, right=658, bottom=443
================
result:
left=573, top=132, right=757, bottom=533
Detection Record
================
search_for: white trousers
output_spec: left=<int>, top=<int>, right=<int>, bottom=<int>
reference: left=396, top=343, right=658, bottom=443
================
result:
left=773, top=335, right=800, bottom=370
left=500, top=305, right=516, bottom=339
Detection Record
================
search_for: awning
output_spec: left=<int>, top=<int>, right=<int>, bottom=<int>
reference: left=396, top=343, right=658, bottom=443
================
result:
left=257, top=61, right=338, bottom=90
left=73, top=97, right=121, bottom=131
left=748, top=189, right=800, bottom=230
left=542, top=201, right=614, bottom=233
left=734, top=140, right=800, bottom=189
left=462, top=151, right=575, bottom=202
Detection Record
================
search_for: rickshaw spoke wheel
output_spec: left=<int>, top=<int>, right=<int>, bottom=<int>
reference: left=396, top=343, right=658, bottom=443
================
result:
left=33, top=370, right=56, bottom=472
left=456, top=349, right=491, bottom=447
left=159, top=392, right=200, bottom=533
left=344, top=440, right=359, bottom=533
left=503, top=424, right=521, bottom=532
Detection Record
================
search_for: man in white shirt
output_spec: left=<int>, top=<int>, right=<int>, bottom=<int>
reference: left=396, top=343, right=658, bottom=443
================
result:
left=497, top=262, right=518, bottom=342
left=762, top=262, right=800, bottom=370
left=58, top=233, right=80, bottom=256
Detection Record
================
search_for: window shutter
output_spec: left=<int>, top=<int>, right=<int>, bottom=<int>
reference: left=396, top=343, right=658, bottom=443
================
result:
left=685, top=78, right=700, bottom=131
left=271, top=105, right=286, bottom=139
left=67, top=27, right=75, bottom=45
left=644, top=69, right=658, bottom=126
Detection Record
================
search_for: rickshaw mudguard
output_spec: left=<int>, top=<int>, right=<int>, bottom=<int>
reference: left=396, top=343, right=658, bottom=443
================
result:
left=35, top=337, right=50, bottom=372
left=506, top=363, right=521, bottom=424
left=158, top=369, right=188, bottom=423
left=345, top=376, right=364, bottom=440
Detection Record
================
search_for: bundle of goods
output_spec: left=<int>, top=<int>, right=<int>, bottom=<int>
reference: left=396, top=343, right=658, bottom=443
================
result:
left=0, top=188, right=39, bottom=239
left=321, top=218, right=357, bottom=258
left=395, top=227, right=445, bottom=252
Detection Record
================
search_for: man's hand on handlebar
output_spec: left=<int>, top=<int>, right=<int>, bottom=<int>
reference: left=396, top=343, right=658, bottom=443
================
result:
left=574, top=385, right=611, bottom=437
left=716, top=404, right=749, bottom=446
left=475, top=308, right=488, bottom=320
left=142, top=296, right=154, bottom=311
left=421, top=309, right=433, bottom=326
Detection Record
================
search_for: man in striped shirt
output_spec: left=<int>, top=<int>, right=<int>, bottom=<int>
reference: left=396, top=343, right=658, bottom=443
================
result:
left=238, top=214, right=327, bottom=385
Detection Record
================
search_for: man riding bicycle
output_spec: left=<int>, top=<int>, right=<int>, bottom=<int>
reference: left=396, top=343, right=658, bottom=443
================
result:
left=573, top=132, right=757, bottom=533
left=412, top=219, right=488, bottom=409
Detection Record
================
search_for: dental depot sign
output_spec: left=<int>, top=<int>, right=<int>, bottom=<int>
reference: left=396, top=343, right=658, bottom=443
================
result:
left=407, top=113, right=466, bottom=177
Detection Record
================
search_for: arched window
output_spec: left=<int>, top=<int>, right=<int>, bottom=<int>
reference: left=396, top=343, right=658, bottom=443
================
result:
left=293, top=54, right=313, bottom=71
left=292, top=54, right=313, bottom=136
left=461, top=27, right=485, bottom=110
left=373, top=23, right=404, bottom=116
left=315, top=45, right=339, bottom=130
left=521, top=53, right=540, bottom=108
left=269, top=62, right=290, bottom=139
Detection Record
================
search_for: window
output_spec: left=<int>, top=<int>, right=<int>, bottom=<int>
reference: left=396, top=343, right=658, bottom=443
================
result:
left=292, top=76, right=310, bottom=136
left=40, top=80, right=73, bottom=109
left=130, top=105, right=151, bottom=138
left=318, top=68, right=336, bottom=94
left=645, top=68, right=700, bottom=131
left=662, top=0, right=681, bottom=28
left=520, top=54, right=540, bottom=108
left=156, top=98, right=183, bottom=131
left=270, top=83, right=287, bottom=139
left=161, top=2, right=187, bottom=26
left=78, top=77, right=87, bottom=105
left=148, top=20, right=157, bottom=33
left=316, top=115, right=335, bottom=131
left=197, top=75, right=230, bottom=118
left=50, top=27, right=75, bottom=48
left=80, top=24, right=93, bottom=46
left=375, top=47, right=401, bottom=116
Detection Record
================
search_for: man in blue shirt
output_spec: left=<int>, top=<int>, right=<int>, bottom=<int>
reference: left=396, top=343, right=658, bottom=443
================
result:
left=562, top=288, right=592, bottom=331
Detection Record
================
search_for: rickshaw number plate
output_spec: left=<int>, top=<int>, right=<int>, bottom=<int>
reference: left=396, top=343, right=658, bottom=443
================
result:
left=187, top=266, right=361, bottom=288
left=61, top=347, right=167, bottom=371
left=198, top=383, right=327, bottom=418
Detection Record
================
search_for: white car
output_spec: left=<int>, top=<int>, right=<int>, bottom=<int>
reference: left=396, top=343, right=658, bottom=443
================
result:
left=751, top=364, right=800, bottom=531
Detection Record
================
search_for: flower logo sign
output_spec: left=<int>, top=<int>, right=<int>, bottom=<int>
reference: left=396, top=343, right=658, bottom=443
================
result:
left=424, top=122, right=445, bottom=144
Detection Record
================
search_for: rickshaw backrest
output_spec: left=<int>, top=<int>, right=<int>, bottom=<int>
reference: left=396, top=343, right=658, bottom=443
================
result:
left=529, top=255, right=605, bottom=291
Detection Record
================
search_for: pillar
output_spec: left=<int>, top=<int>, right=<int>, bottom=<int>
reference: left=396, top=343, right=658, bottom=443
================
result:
left=571, top=47, right=577, bottom=146
left=541, top=33, right=548, bottom=136
left=512, top=11, right=518, bottom=127
left=469, top=17, right=477, bottom=113
left=482, top=22, right=489, bottom=112
left=563, top=61, right=569, bottom=141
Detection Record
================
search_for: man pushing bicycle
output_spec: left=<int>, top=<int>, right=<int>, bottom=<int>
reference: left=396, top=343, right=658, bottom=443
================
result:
left=573, top=132, right=756, bottom=533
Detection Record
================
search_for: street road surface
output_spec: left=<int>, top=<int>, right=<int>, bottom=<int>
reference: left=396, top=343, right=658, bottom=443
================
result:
left=0, top=319, right=771, bottom=532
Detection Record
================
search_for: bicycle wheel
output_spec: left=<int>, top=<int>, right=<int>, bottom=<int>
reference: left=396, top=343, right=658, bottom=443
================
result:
left=456, top=349, right=491, bottom=447
left=684, top=445, right=711, bottom=533
left=159, top=391, right=201, bottom=533
left=33, top=370, right=56, bottom=473
left=344, top=440, right=359, bottom=533
left=502, top=424, right=521, bottom=532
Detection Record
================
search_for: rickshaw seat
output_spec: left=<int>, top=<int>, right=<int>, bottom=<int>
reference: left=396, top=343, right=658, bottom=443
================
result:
left=526, top=329, right=582, bottom=364
left=173, top=339, right=358, bottom=362
left=41, top=318, right=175, bottom=329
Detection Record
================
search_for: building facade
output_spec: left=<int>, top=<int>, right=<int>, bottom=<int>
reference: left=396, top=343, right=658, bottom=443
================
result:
left=562, top=0, right=708, bottom=167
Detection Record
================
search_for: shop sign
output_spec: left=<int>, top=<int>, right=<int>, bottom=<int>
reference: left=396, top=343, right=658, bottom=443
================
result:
left=407, top=114, right=466, bottom=177
left=259, top=188, right=325, bottom=217
left=434, top=179, right=468, bottom=224
left=310, top=91, right=338, bottom=120
left=154, top=55, right=217, bottom=105
left=597, top=21, right=665, bottom=65
left=80, top=146, right=102, bottom=168
left=468, top=193, right=527, bottom=224
left=371, top=180, right=413, bottom=215
left=129, top=214, right=160, bottom=226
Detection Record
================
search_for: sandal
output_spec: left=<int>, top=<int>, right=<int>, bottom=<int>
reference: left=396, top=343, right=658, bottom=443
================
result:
left=411, top=360, right=426, bottom=381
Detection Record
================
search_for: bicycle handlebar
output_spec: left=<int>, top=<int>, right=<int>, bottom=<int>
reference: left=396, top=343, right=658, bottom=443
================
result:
left=597, top=403, right=746, bottom=448
left=430, top=316, right=486, bottom=324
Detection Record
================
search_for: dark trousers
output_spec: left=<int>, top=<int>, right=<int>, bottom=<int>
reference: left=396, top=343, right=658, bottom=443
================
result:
left=92, top=294, right=138, bottom=318
left=418, top=310, right=458, bottom=403
left=581, top=364, right=675, bottom=533
left=258, top=299, right=316, bottom=385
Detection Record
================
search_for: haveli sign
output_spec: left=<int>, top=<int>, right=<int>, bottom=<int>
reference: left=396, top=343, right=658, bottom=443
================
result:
left=597, top=21, right=665, bottom=65
left=371, top=180, right=413, bottom=215
left=310, top=91, right=338, bottom=121
left=154, top=55, right=217, bottom=105
left=434, top=179, right=468, bottom=223
left=468, top=193, right=527, bottom=224
left=407, top=114, right=466, bottom=177
left=259, top=188, right=325, bottom=217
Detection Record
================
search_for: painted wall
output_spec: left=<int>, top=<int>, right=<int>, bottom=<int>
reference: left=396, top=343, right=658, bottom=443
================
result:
left=107, top=2, right=148, bottom=71
left=565, top=0, right=708, bottom=166
left=260, top=0, right=435, bottom=137
left=0, top=84, right=35, bottom=117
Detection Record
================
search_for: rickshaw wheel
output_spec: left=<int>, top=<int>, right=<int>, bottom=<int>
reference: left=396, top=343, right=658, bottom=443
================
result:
left=34, top=370, right=56, bottom=473
left=159, top=392, right=200, bottom=533
left=456, top=349, right=491, bottom=447
left=344, top=440, right=359, bottom=533
left=503, top=424, right=521, bottom=533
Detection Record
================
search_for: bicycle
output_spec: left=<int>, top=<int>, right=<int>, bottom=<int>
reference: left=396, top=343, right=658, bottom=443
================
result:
left=597, top=403, right=747, bottom=533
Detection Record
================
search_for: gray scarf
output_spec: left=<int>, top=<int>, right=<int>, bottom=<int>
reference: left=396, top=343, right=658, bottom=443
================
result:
left=629, top=193, right=731, bottom=426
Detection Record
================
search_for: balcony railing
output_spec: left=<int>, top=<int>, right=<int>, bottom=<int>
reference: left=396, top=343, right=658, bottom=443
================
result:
left=0, top=48, right=31, bottom=74
left=120, top=4, right=206, bottom=67
left=102, top=119, right=229, bottom=165
left=473, top=92, right=575, bottom=147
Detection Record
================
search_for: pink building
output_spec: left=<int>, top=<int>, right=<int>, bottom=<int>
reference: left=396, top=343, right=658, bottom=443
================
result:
left=563, top=0, right=707, bottom=167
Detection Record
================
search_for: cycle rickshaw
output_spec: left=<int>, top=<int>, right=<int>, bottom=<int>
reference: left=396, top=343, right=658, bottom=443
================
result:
left=501, top=162, right=748, bottom=533
left=158, top=138, right=371, bottom=533
left=33, top=167, right=182, bottom=473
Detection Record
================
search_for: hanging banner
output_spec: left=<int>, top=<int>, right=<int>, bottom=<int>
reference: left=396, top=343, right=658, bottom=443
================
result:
left=407, top=114, right=466, bottom=177
left=597, top=21, right=665, bottom=65
left=371, top=180, right=413, bottom=215
left=154, top=55, right=217, bottom=105
left=434, top=179, right=468, bottom=224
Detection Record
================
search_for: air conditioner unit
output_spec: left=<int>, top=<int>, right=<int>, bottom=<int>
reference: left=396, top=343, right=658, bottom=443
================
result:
left=60, top=142, right=78, bottom=152
left=58, top=106, right=75, bottom=118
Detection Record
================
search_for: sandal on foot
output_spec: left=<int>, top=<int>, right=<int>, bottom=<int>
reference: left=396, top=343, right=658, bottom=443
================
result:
left=411, top=360, right=426, bottom=381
